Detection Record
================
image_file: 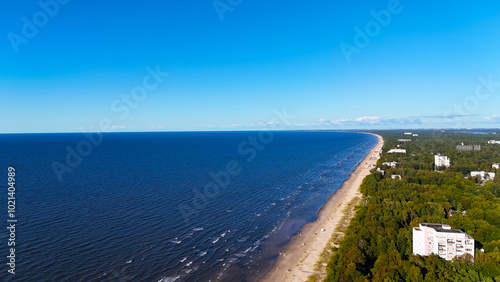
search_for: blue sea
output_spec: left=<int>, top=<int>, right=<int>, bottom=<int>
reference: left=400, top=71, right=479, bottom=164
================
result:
left=0, top=131, right=376, bottom=281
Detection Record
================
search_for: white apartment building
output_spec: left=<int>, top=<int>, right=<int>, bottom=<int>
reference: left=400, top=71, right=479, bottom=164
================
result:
left=413, top=223, right=474, bottom=261
left=488, top=140, right=500, bottom=144
left=434, top=155, right=450, bottom=168
left=387, top=149, right=407, bottom=154
left=382, top=161, right=398, bottom=168
left=493, top=163, right=500, bottom=170
left=471, top=171, right=496, bottom=181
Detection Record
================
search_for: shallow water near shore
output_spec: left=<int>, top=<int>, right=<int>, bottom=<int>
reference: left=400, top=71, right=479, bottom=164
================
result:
left=0, top=131, right=376, bottom=281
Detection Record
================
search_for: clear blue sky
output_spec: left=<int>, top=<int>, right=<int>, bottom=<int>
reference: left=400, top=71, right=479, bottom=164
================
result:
left=1, top=0, right=500, bottom=132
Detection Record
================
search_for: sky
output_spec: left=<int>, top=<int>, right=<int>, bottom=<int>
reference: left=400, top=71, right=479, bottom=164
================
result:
left=1, top=0, right=500, bottom=133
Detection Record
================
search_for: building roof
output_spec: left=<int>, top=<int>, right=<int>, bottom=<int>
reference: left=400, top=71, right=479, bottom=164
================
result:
left=420, top=223, right=465, bottom=234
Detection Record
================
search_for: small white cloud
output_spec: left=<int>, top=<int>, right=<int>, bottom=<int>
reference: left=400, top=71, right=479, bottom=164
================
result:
left=354, top=116, right=380, bottom=124
left=319, top=116, right=422, bottom=127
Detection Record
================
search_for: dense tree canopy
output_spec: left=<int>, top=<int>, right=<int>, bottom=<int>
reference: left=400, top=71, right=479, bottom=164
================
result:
left=325, top=130, right=500, bottom=281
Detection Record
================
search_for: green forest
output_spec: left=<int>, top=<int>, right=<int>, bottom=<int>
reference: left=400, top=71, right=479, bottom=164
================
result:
left=325, top=130, right=500, bottom=281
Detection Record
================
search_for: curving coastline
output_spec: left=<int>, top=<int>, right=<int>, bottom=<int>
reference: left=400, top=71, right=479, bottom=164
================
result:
left=259, top=133, right=384, bottom=282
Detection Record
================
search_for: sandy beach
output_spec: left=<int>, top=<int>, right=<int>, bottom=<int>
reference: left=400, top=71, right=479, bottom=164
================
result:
left=260, top=133, right=384, bottom=282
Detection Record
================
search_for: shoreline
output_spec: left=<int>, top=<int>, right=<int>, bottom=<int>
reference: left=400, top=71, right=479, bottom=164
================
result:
left=259, top=133, right=384, bottom=282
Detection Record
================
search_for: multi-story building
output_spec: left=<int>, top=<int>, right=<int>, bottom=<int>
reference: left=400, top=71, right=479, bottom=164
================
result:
left=456, top=144, right=481, bottom=152
left=413, top=223, right=474, bottom=261
left=434, top=155, right=450, bottom=168
left=488, top=140, right=500, bottom=144
left=493, top=163, right=500, bottom=170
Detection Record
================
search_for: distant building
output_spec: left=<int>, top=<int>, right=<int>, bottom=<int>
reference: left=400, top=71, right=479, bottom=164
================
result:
left=404, top=132, right=412, bottom=135
left=456, top=143, right=481, bottom=152
left=413, top=134, right=419, bottom=137
left=413, top=223, right=474, bottom=261
left=387, top=149, right=407, bottom=154
left=471, top=171, right=496, bottom=181
left=434, top=155, right=450, bottom=168
left=382, top=161, right=398, bottom=168
left=493, top=163, right=500, bottom=170
left=391, top=174, right=401, bottom=179
left=398, top=139, right=412, bottom=142
left=488, top=140, right=500, bottom=144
